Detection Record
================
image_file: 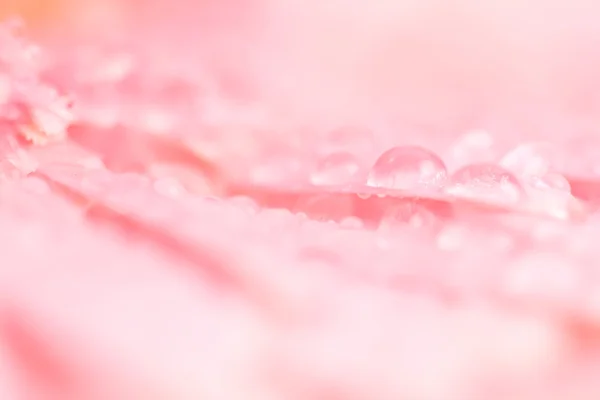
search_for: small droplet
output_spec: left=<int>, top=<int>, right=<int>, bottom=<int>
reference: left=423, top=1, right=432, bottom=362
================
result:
left=447, top=163, right=524, bottom=205
left=367, top=146, right=447, bottom=190
left=310, top=152, right=361, bottom=186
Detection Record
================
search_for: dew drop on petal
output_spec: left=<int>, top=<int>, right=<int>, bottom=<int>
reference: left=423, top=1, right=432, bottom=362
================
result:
left=367, top=146, right=447, bottom=191
left=447, top=163, right=524, bottom=205
left=310, top=152, right=361, bottom=186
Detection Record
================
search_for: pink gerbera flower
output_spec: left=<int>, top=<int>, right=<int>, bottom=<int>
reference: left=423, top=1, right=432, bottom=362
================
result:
left=2, top=1, right=600, bottom=398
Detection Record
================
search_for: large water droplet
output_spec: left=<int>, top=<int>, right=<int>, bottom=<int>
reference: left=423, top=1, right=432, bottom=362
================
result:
left=310, top=152, right=361, bottom=186
left=367, top=146, right=447, bottom=190
left=447, top=163, right=524, bottom=205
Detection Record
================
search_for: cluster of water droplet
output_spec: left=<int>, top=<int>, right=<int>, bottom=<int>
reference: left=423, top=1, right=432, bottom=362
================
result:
left=3, top=19, right=600, bottom=400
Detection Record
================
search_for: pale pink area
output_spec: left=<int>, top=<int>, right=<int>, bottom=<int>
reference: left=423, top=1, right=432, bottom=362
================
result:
left=2, top=1, right=600, bottom=399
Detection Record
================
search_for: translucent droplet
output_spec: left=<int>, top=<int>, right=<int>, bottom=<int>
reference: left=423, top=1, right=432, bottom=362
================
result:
left=310, top=152, right=361, bottom=186
left=447, top=163, right=524, bottom=204
left=367, top=146, right=447, bottom=190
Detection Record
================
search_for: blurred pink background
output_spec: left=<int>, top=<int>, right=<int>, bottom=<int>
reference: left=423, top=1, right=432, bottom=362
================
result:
left=7, top=0, right=600, bottom=139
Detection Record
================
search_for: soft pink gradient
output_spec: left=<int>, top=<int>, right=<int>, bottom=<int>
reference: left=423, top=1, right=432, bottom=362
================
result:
left=1, top=1, right=600, bottom=399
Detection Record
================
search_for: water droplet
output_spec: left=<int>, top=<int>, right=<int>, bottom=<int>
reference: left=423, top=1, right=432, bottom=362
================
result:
left=310, top=152, right=361, bottom=186
left=447, top=163, right=524, bottom=205
left=367, top=146, right=447, bottom=190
